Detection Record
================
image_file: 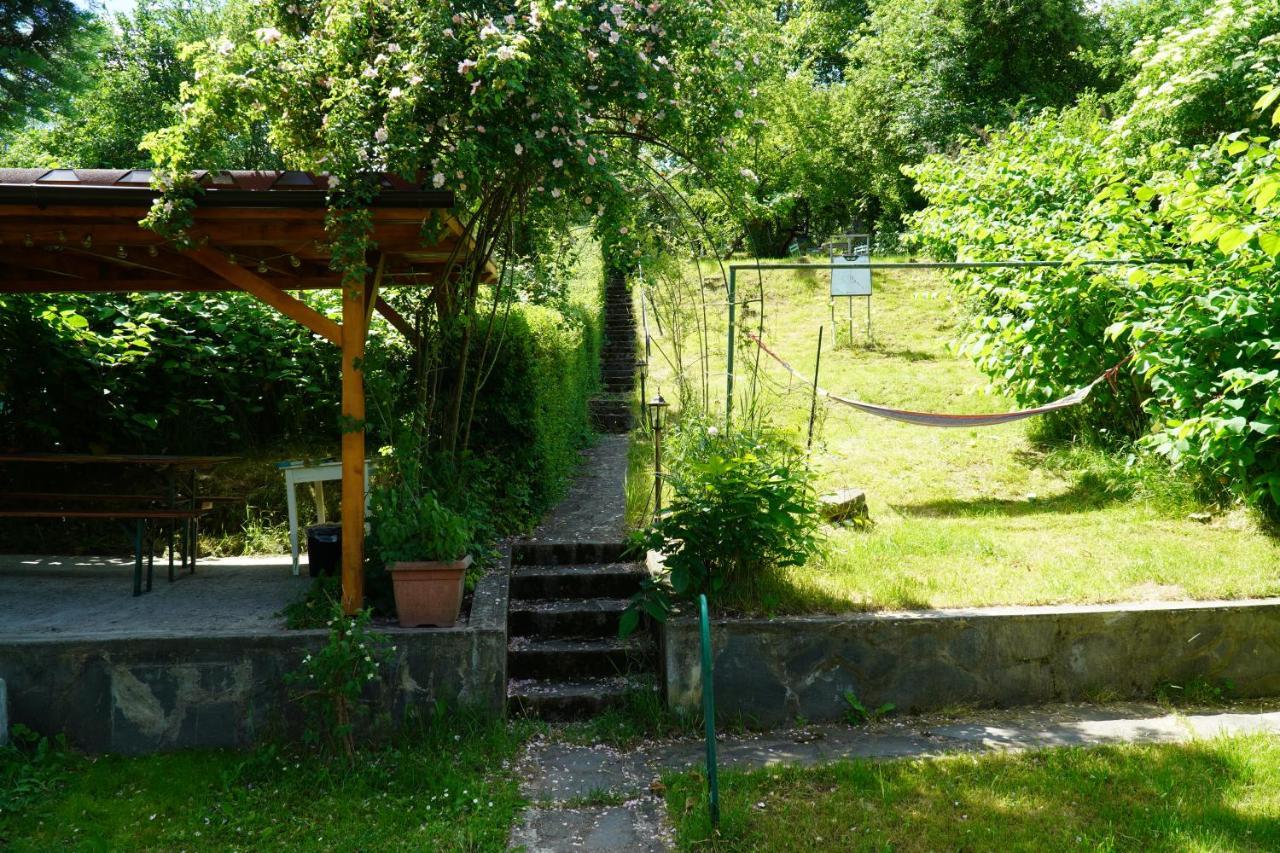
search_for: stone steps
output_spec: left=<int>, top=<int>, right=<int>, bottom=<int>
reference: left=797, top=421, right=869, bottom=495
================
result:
left=506, top=546, right=655, bottom=719
left=507, top=675, right=655, bottom=721
left=505, top=270, right=652, bottom=719
left=510, top=562, right=648, bottom=600
left=508, top=636, right=655, bottom=679
left=590, top=397, right=633, bottom=433
left=591, top=272, right=636, bottom=432
left=508, top=597, right=631, bottom=637
left=511, top=540, right=629, bottom=566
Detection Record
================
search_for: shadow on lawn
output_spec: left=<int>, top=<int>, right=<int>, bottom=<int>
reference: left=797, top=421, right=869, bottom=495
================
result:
left=893, top=472, right=1128, bottom=519
left=674, top=737, right=1280, bottom=850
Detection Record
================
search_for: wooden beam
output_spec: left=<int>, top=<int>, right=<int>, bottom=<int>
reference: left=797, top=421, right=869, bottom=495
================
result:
left=374, top=297, right=421, bottom=346
left=185, top=246, right=343, bottom=345
left=340, top=269, right=368, bottom=616
left=0, top=275, right=345, bottom=294
left=0, top=220, right=430, bottom=247
left=0, top=204, right=327, bottom=222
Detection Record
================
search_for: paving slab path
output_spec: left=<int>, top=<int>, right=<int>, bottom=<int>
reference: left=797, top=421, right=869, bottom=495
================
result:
left=507, top=701, right=1280, bottom=851
left=523, top=434, right=629, bottom=546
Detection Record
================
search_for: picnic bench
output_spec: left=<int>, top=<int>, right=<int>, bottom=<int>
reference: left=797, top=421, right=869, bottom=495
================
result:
left=0, top=453, right=238, bottom=595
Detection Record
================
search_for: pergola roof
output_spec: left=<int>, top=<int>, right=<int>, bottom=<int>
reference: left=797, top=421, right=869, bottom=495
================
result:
left=0, top=168, right=494, bottom=614
left=0, top=169, right=493, bottom=295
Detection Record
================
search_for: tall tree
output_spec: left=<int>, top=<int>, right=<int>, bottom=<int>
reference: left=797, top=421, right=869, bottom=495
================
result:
left=2, top=0, right=275, bottom=168
left=0, top=0, right=100, bottom=133
left=844, top=0, right=1103, bottom=227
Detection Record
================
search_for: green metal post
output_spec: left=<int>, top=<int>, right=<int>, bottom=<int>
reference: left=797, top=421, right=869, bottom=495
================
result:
left=725, top=267, right=736, bottom=428
left=699, top=593, right=720, bottom=827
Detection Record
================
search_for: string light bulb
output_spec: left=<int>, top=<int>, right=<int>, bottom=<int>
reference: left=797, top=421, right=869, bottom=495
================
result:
left=228, top=253, right=238, bottom=265
left=22, top=233, right=33, bottom=248
left=117, top=245, right=128, bottom=260
left=147, top=245, right=159, bottom=257
left=257, top=260, right=269, bottom=274
left=56, top=230, right=66, bottom=244
left=289, top=255, right=301, bottom=268
left=81, top=234, right=92, bottom=249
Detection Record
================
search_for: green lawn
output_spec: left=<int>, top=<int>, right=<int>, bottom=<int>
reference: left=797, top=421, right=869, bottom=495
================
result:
left=638, top=260, right=1280, bottom=613
left=0, top=716, right=529, bottom=851
left=666, top=733, right=1280, bottom=851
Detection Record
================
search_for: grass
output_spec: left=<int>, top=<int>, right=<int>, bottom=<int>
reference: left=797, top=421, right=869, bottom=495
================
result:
left=640, top=259, right=1280, bottom=613
left=666, top=733, right=1280, bottom=851
left=0, top=714, right=531, bottom=851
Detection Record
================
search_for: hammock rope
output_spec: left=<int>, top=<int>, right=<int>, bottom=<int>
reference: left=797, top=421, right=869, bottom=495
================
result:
left=745, top=333, right=1127, bottom=428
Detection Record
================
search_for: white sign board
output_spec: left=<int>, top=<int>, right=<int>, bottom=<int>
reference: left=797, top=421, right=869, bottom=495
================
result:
left=831, top=254, right=871, bottom=297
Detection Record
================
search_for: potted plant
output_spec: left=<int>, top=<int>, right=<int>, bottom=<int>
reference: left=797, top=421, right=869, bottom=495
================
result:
left=371, top=484, right=473, bottom=627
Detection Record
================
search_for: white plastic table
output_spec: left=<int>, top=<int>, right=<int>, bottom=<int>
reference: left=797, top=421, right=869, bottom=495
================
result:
left=280, top=459, right=374, bottom=575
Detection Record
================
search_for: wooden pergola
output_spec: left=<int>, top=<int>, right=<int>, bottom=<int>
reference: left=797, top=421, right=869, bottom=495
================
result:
left=0, top=168, right=495, bottom=614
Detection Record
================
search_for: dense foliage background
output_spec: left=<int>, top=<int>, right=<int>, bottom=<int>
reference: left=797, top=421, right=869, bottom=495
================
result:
left=911, top=0, right=1280, bottom=512
left=2, top=0, right=1279, bottom=532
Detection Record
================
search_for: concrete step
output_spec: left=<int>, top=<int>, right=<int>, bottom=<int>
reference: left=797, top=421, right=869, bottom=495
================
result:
left=590, top=398, right=633, bottom=433
left=510, top=562, right=647, bottom=600
left=593, top=413, right=632, bottom=433
left=507, top=675, right=655, bottom=720
left=508, top=597, right=629, bottom=637
left=508, top=636, right=655, bottom=679
left=511, top=540, right=630, bottom=566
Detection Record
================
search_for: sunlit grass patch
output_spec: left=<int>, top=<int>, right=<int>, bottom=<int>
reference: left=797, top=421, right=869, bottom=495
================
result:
left=0, top=714, right=531, bottom=851
left=667, top=733, right=1280, bottom=851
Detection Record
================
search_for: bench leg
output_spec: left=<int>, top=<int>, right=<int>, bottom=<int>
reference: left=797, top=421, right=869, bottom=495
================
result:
left=168, top=524, right=175, bottom=582
left=147, top=524, right=155, bottom=592
left=133, top=520, right=144, bottom=596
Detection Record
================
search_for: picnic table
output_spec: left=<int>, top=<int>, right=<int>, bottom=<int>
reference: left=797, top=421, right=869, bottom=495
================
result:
left=0, top=453, right=239, bottom=595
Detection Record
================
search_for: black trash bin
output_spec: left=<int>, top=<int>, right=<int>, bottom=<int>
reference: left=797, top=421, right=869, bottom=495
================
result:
left=305, top=523, right=342, bottom=577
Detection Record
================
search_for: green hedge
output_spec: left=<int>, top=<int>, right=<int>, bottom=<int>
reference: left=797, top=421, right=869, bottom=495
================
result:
left=459, top=301, right=601, bottom=534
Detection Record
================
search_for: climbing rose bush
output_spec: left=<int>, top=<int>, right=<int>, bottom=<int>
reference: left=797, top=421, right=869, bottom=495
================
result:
left=143, top=0, right=765, bottom=269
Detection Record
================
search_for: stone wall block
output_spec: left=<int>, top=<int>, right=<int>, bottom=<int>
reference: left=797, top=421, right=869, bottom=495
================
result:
left=661, top=600, right=1280, bottom=724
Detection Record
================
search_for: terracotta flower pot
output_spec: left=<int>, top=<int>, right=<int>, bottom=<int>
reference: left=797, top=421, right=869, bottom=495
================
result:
left=389, top=554, right=472, bottom=627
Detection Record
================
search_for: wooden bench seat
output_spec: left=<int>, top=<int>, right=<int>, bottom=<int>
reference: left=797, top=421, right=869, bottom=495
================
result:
left=0, top=492, right=169, bottom=503
left=0, top=507, right=208, bottom=595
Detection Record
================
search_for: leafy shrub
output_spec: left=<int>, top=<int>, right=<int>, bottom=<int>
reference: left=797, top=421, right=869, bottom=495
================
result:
left=908, top=3, right=1280, bottom=513
left=285, top=603, right=394, bottom=759
left=369, top=482, right=471, bottom=563
left=0, top=726, right=74, bottom=825
left=459, top=301, right=600, bottom=534
left=623, top=419, right=820, bottom=631
left=842, top=690, right=895, bottom=725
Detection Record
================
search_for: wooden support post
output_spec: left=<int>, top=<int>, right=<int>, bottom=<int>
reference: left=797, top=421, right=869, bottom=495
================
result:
left=340, top=272, right=368, bottom=615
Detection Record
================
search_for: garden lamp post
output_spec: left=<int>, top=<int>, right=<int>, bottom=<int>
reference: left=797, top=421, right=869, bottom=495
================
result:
left=648, top=394, right=668, bottom=523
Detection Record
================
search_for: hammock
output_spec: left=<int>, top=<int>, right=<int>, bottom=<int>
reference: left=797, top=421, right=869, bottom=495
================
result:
left=745, top=333, right=1119, bottom=428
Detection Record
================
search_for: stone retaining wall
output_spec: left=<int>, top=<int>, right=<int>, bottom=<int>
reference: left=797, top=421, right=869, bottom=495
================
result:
left=0, top=571, right=508, bottom=754
left=660, top=599, right=1280, bottom=725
